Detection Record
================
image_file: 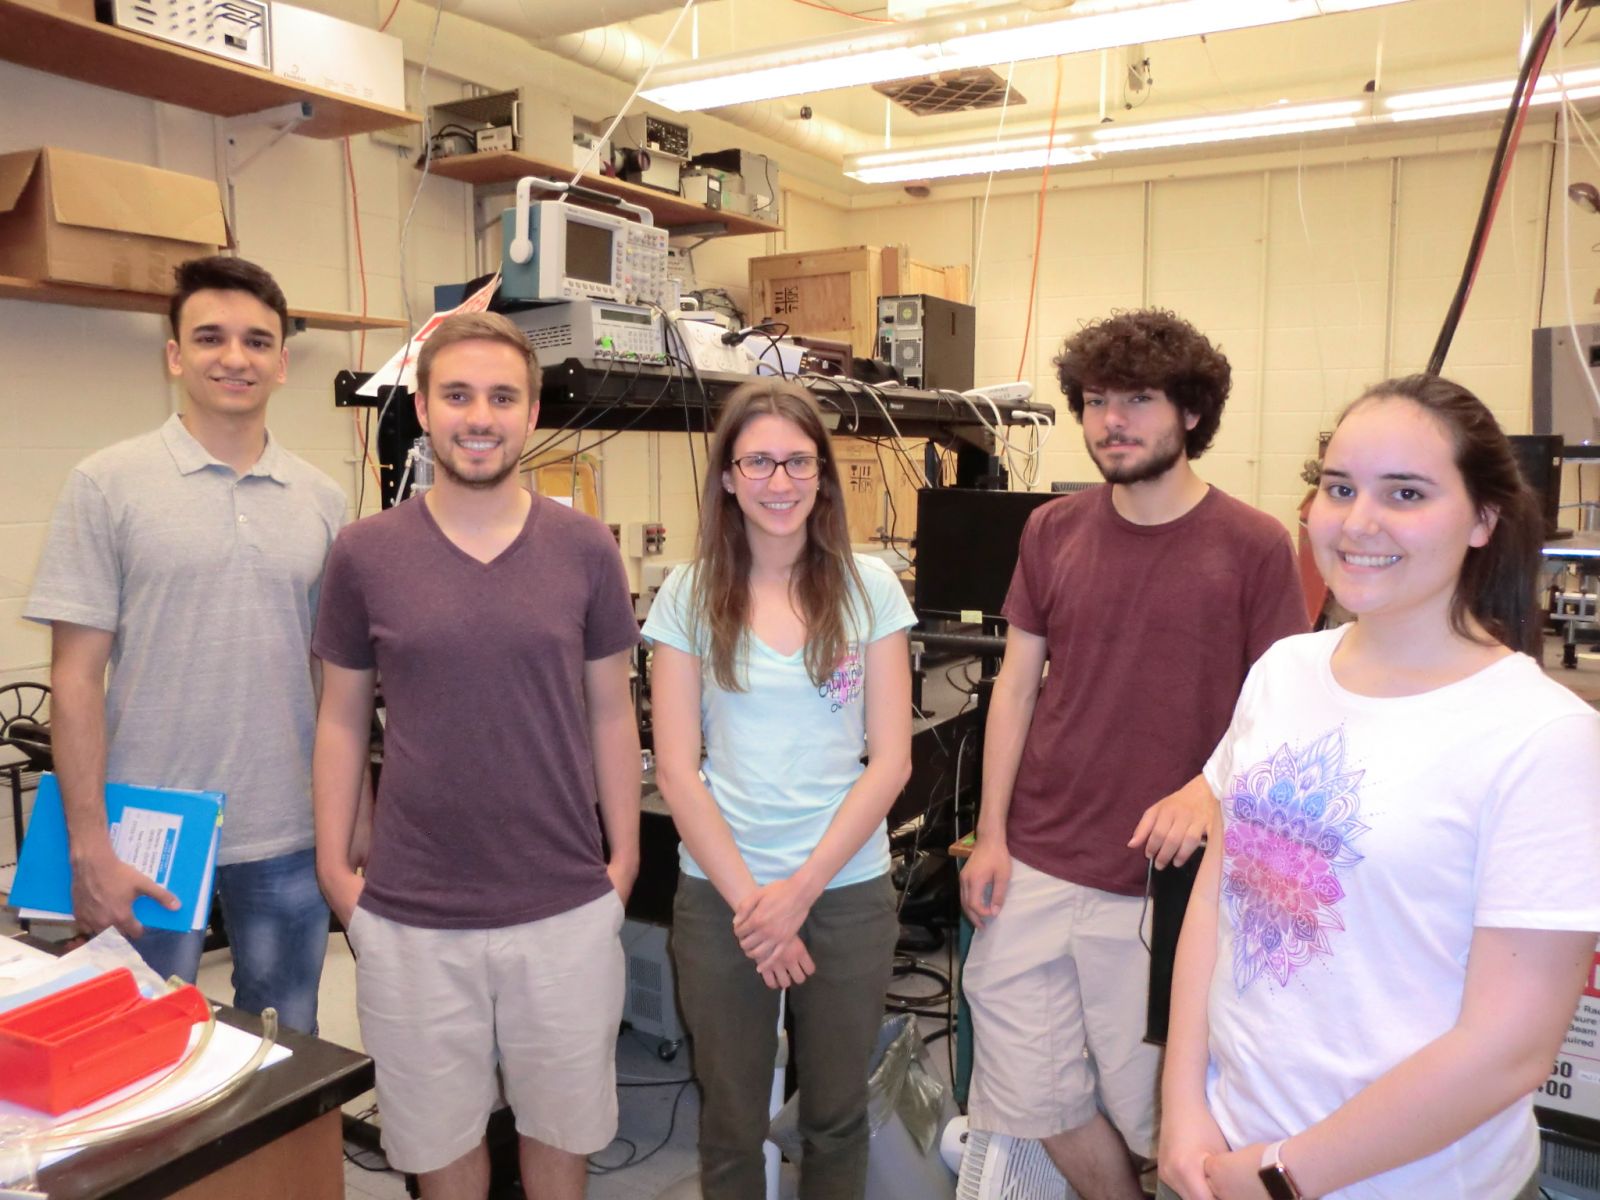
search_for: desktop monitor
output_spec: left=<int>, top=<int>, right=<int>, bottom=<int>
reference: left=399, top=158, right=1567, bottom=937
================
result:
left=913, top=487, right=1061, bottom=620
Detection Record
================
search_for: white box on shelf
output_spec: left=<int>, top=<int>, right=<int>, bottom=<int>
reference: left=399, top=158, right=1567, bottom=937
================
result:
left=269, top=2, right=405, bottom=110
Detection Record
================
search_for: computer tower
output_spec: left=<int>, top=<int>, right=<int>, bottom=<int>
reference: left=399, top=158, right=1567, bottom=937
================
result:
left=1507, top=434, right=1565, bottom=539
left=1532, top=324, right=1600, bottom=454
left=621, top=919, right=685, bottom=1057
left=877, top=294, right=976, bottom=391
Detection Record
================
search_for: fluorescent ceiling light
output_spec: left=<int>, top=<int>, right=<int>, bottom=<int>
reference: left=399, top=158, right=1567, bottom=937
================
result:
left=1090, top=99, right=1366, bottom=150
left=841, top=64, right=1600, bottom=184
left=640, top=0, right=1417, bottom=112
left=1382, top=67, right=1600, bottom=121
left=843, top=100, right=1367, bottom=181
left=850, top=139, right=1095, bottom=184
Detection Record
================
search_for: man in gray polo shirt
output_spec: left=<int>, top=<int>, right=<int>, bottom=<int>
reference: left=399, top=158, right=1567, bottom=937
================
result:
left=24, top=256, right=348, bottom=1034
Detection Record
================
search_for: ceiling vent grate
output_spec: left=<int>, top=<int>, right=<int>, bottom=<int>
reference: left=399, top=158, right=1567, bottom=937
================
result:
left=873, top=68, right=1024, bottom=117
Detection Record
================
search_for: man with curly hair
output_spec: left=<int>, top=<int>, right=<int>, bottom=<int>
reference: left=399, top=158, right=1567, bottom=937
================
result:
left=959, top=308, right=1308, bottom=1198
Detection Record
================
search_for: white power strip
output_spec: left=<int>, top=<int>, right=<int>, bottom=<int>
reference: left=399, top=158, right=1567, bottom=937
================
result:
left=963, top=381, right=1034, bottom=405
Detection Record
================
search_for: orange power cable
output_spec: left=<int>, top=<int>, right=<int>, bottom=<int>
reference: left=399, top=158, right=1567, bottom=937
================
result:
left=1015, top=56, right=1065, bottom=382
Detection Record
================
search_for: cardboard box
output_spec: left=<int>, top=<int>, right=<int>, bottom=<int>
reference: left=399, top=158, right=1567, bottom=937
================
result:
left=270, top=2, right=405, bottom=111
left=0, top=147, right=227, bottom=292
left=47, top=0, right=96, bottom=21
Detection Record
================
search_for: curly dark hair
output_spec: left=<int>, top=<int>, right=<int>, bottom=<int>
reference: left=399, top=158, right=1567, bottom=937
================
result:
left=1054, top=308, right=1231, bottom=459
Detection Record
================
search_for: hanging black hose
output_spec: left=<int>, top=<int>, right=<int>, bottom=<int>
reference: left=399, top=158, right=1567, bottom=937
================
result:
left=1427, top=0, right=1572, bottom=375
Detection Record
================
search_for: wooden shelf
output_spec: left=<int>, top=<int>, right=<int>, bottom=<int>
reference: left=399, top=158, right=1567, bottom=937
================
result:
left=424, top=150, right=784, bottom=237
left=0, top=275, right=408, bottom=332
left=0, top=0, right=421, bottom=139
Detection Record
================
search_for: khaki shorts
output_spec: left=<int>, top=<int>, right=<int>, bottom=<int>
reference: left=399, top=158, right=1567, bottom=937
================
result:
left=348, top=890, right=626, bottom=1173
left=963, top=859, right=1160, bottom=1157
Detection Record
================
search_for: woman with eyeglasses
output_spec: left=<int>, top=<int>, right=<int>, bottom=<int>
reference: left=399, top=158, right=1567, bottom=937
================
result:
left=643, top=378, right=915, bottom=1199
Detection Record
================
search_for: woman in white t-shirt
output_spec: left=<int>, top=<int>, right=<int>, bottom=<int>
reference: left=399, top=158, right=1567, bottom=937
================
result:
left=1159, top=374, right=1600, bottom=1200
left=642, top=378, right=915, bottom=1199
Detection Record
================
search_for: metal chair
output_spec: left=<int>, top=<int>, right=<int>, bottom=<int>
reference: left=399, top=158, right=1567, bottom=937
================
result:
left=0, top=681, right=53, bottom=864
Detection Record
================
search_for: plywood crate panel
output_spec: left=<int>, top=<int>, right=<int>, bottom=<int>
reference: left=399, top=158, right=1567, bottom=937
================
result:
left=749, top=245, right=969, bottom=357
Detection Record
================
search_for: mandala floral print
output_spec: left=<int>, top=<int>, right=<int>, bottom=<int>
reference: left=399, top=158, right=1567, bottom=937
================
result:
left=1222, top=728, right=1368, bottom=991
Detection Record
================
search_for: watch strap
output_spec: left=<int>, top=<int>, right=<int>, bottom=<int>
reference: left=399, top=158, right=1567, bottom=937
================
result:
left=1257, top=1139, right=1303, bottom=1200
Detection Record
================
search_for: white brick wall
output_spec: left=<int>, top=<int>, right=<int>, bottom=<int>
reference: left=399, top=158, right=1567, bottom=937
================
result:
left=862, top=140, right=1591, bottom=537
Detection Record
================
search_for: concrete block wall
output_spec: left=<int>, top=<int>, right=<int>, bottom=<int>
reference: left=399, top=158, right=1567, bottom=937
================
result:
left=858, top=138, right=1594, bottom=535
left=4, top=8, right=1600, bottom=856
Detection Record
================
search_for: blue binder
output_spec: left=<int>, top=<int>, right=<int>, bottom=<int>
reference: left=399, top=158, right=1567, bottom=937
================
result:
left=8, top=774, right=225, bottom=933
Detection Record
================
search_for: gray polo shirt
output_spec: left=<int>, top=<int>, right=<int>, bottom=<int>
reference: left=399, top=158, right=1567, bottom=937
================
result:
left=25, top=414, right=347, bottom=865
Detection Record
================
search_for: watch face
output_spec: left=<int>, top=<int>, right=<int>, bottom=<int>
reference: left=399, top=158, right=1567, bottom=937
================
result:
left=1258, top=1166, right=1299, bottom=1200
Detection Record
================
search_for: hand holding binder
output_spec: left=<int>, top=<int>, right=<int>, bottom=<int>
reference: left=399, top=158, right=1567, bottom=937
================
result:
left=8, top=775, right=225, bottom=934
left=70, top=845, right=181, bottom=939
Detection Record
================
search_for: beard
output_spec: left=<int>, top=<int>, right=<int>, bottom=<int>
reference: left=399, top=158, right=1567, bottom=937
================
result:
left=1088, top=426, right=1187, bottom=485
left=431, top=435, right=521, bottom=490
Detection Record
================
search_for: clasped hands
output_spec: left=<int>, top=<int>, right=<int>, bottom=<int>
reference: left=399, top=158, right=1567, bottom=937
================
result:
left=733, top=875, right=820, bottom=990
left=1162, top=1118, right=1279, bottom=1200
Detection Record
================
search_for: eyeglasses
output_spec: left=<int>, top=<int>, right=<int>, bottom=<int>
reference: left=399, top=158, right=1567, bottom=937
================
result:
left=731, top=454, right=823, bottom=481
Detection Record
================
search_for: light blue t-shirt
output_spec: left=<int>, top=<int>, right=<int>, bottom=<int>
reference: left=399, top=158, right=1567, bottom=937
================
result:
left=642, top=553, right=917, bottom=889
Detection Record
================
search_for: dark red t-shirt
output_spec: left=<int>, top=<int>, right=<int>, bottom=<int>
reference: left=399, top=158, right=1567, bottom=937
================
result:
left=1001, top=485, right=1308, bottom=896
left=313, top=494, right=640, bottom=928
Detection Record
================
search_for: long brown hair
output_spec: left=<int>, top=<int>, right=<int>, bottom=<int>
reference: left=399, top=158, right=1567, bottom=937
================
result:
left=1344, top=374, right=1544, bottom=655
left=692, top=379, right=865, bottom=690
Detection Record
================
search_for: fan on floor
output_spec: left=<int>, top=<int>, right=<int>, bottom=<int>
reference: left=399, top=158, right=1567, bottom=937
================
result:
left=949, top=1119, right=1072, bottom=1200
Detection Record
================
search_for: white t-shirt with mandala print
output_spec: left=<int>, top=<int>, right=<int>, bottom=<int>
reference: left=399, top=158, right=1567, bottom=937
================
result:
left=642, top=553, right=916, bottom=890
left=1200, top=627, right=1600, bottom=1199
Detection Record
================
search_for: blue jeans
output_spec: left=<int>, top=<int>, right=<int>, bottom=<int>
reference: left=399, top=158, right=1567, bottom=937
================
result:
left=133, top=847, right=328, bottom=1034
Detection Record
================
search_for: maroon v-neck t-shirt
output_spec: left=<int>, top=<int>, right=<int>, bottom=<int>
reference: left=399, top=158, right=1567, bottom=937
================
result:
left=314, top=494, right=639, bottom=928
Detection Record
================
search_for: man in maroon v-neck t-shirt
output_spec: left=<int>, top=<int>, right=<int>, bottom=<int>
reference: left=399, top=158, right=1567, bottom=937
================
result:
left=958, top=310, right=1309, bottom=1200
left=311, top=313, right=641, bottom=1200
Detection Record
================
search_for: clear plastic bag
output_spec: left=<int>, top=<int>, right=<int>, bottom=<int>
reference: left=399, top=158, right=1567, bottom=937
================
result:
left=769, top=1014, right=957, bottom=1200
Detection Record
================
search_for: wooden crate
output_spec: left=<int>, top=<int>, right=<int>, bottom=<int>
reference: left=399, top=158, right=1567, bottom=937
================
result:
left=528, top=456, right=600, bottom=517
left=748, top=245, right=969, bottom=358
left=832, top=436, right=929, bottom=547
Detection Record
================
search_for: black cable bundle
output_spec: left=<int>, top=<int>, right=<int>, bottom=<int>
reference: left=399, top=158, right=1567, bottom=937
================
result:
left=1427, top=0, right=1573, bottom=375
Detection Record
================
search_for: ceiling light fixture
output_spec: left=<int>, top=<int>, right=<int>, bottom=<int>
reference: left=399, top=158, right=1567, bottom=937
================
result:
left=1381, top=66, right=1600, bottom=121
left=841, top=69, right=1600, bottom=184
left=1089, top=99, right=1366, bottom=152
left=640, top=0, right=1418, bottom=113
left=849, top=136, right=1096, bottom=184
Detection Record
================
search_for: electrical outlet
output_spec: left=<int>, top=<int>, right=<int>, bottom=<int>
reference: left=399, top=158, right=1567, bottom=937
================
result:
left=627, top=522, right=667, bottom=556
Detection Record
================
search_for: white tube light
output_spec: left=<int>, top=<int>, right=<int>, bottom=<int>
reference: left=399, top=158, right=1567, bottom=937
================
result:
left=640, top=0, right=1418, bottom=112
left=1091, top=99, right=1366, bottom=144
left=1383, top=67, right=1600, bottom=122
left=850, top=141, right=1096, bottom=184
left=842, top=100, right=1367, bottom=181
left=1093, top=114, right=1362, bottom=153
left=842, top=63, right=1600, bottom=184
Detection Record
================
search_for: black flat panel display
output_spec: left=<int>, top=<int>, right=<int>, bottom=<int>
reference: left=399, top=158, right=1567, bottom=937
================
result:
left=913, top=487, right=1061, bottom=619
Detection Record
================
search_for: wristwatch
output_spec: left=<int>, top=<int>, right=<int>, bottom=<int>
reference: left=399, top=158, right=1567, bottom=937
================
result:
left=1258, top=1140, right=1304, bottom=1200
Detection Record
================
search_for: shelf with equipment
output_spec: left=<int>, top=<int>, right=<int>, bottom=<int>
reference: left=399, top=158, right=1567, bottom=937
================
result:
left=0, top=0, right=421, bottom=139
left=0, top=274, right=407, bottom=333
left=335, top=359, right=1053, bottom=504
left=424, top=151, right=783, bottom=237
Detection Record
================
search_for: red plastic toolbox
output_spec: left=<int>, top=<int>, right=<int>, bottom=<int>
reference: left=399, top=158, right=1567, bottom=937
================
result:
left=0, top=967, right=212, bottom=1114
